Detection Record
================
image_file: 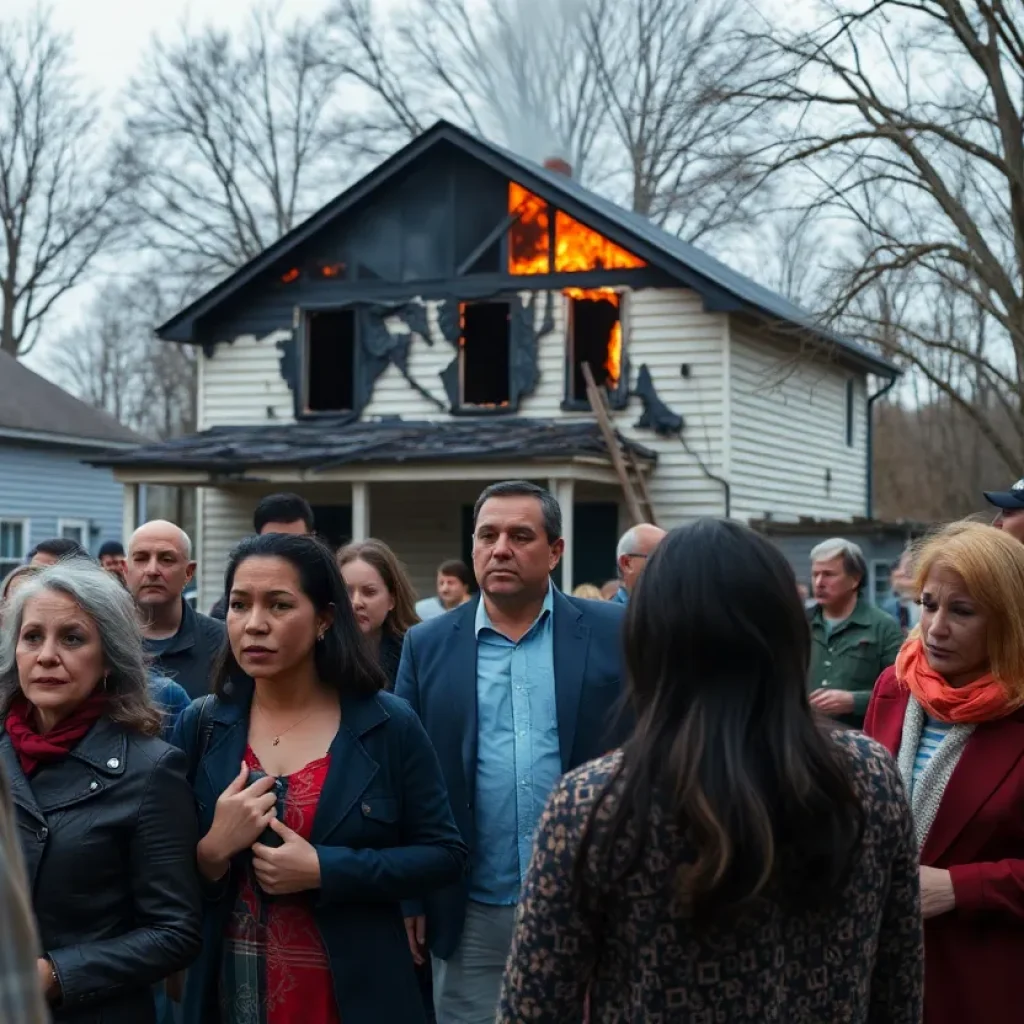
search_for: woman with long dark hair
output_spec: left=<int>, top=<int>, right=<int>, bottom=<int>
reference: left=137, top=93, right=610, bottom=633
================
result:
left=499, top=519, right=923, bottom=1022
left=337, top=539, right=419, bottom=686
left=174, top=533, right=466, bottom=1024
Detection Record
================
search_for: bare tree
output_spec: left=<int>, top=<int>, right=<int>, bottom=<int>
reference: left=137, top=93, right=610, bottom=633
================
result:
left=329, top=0, right=765, bottom=239
left=738, top=0, right=1024, bottom=475
left=54, top=274, right=197, bottom=439
left=124, top=4, right=351, bottom=282
left=0, top=10, right=131, bottom=357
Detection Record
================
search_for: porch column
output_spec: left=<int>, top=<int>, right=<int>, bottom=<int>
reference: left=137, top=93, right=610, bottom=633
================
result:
left=351, top=482, right=370, bottom=541
left=122, top=484, right=139, bottom=542
left=555, top=478, right=574, bottom=592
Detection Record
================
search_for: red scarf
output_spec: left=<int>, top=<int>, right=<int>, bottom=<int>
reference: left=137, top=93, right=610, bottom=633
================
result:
left=4, top=691, right=107, bottom=776
left=895, top=635, right=1018, bottom=724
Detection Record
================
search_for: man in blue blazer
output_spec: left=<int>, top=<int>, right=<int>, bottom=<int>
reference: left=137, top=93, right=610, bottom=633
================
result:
left=395, top=480, right=628, bottom=1024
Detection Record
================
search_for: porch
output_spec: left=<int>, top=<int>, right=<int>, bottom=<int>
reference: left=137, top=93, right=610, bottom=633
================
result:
left=94, top=417, right=656, bottom=610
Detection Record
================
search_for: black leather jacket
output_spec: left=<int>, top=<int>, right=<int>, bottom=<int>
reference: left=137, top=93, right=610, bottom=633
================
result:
left=0, top=717, right=202, bottom=1023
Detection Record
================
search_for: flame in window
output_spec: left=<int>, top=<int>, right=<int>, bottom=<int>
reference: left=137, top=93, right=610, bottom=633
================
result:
left=508, top=183, right=645, bottom=276
left=565, top=287, right=622, bottom=388
left=280, top=267, right=300, bottom=284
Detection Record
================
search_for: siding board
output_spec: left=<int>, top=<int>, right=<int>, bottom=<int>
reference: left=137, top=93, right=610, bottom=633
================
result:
left=0, top=442, right=126, bottom=557
left=727, top=328, right=867, bottom=521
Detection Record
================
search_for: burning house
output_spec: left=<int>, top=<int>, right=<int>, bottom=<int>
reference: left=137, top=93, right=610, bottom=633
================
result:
left=91, top=121, right=898, bottom=605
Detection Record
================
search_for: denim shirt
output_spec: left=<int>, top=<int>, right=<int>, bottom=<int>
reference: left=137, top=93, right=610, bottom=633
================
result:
left=470, top=586, right=561, bottom=905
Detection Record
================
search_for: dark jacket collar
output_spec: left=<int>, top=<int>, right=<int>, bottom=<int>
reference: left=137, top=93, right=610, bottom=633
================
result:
left=379, top=632, right=403, bottom=688
left=158, top=598, right=197, bottom=656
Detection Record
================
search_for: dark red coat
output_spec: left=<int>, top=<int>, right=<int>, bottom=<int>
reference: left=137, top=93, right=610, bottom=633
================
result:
left=864, top=667, right=1024, bottom=1024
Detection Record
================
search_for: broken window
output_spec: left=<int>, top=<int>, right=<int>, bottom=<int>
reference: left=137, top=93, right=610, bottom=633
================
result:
left=508, top=183, right=646, bottom=275
left=460, top=301, right=511, bottom=408
left=566, top=289, right=624, bottom=404
left=306, top=309, right=356, bottom=413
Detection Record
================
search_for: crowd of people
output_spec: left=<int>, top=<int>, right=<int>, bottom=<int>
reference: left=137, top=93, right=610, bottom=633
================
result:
left=0, top=477, right=1022, bottom=1023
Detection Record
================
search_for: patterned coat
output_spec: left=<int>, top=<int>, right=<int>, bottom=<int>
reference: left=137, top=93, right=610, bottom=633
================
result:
left=499, top=731, right=923, bottom=1024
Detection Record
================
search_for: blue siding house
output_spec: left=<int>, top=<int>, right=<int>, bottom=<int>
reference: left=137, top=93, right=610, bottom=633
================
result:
left=0, top=351, right=141, bottom=576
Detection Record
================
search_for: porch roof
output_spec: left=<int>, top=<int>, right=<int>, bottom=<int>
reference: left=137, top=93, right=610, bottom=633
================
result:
left=87, top=417, right=657, bottom=477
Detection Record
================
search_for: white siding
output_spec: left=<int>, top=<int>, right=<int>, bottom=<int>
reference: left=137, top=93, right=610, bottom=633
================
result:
left=727, top=327, right=868, bottom=521
left=196, top=488, right=252, bottom=611
left=199, top=330, right=295, bottom=430
left=361, top=307, right=459, bottom=419
left=613, top=289, right=728, bottom=522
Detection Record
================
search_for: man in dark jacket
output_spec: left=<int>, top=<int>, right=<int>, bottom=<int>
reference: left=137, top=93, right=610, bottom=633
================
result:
left=395, top=481, right=628, bottom=1023
left=126, top=520, right=225, bottom=700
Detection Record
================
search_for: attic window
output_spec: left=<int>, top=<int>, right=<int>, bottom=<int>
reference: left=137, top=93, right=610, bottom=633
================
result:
left=566, top=288, right=624, bottom=405
left=460, top=301, right=510, bottom=408
left=305, top=309, right=356, bottom=413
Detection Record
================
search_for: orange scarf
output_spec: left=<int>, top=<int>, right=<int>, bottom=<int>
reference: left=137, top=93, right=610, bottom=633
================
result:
left=895, top=636, right=1018, bottom=724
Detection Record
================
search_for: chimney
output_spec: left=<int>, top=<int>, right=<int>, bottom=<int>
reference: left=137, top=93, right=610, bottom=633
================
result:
left=543, top=156, right=573, bottom=178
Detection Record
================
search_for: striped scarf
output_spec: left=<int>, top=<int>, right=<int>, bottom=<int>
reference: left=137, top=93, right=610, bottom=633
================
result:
left=895, top=695, right=974, bottom=852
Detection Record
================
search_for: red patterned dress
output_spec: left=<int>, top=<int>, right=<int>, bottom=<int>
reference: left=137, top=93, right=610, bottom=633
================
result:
left=219, top=747, right=340, bottom=1024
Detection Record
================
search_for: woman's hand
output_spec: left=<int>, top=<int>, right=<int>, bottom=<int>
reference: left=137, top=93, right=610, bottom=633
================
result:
left=920, top=866, right=956, bottom=919
left=197, top=763, right=277, bottom=880
left=36, top=958, right=59, bottom=1002
left=252, top=818, right=321, bottom=895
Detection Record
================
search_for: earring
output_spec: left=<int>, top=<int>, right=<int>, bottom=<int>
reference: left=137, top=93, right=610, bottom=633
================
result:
left=317, top=631, right=326, bottom=643
left=101, top=673, right=109, bottom=691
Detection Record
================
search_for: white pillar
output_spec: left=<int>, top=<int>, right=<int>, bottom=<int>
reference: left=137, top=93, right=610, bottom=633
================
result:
left=351, top=482, right=370, bottom=541
left=557, top=478, right=574, bottom=593
left=122, top=484, right=138, bottom=542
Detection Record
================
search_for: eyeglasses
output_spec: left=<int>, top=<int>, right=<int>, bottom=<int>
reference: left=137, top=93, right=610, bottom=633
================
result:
left=625, top=553, right=649, bottom=560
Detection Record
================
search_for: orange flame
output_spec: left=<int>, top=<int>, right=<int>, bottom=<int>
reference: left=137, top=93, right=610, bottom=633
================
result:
left=564, top=286, right=622, bottom=388
left=280, top=267, right=299, bottom=284
left=509, top=183, right=645, bottom=275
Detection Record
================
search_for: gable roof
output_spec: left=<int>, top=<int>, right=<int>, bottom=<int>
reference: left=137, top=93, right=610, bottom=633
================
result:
left=0, top=350, right=142, bottom=448
left=157, top=120, right=898, bottom=378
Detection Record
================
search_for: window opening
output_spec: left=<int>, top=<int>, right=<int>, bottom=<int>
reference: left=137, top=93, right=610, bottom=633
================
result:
left=58, top=519, right=88, bottom=546
left=567, top=288, right=622, bottom=401
left=460, top=301, right=511, bottom=407
left=0, top=519, right=27, bottom=577
left=306, top=310, right=356, bottom=413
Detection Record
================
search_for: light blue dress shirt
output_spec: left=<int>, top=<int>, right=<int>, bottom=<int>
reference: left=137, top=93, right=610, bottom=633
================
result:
left=470, top=585, right=562, bottom=905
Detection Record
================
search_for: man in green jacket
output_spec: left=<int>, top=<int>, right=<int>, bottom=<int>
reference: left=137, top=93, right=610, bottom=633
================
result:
left=808, top=537, right=905, bottom=729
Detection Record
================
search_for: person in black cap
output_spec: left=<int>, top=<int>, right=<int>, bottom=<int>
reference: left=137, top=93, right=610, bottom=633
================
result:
left=984, top=477, right=1024, bottom=543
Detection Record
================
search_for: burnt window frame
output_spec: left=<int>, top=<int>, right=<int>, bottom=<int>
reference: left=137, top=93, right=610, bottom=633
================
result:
left=561, top=288, right=630, bottom=412
left=298, top=306, right=361, bottom=418
left=452, top=297, right=516, bottom=416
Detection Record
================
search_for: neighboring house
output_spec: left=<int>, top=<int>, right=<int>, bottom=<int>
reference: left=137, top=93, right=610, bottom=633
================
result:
left=90, top=121, right=900, bottom=608
left=751, top=517, right=931, bottom=605
left=0, top=351, right=141, bottom=576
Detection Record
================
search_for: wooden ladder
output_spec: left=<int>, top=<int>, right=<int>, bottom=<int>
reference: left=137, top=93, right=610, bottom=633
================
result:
left=581, top=363, right=657, bottom=526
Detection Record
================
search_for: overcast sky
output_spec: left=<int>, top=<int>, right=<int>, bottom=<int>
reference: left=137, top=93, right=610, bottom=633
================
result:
left=4, top=0, right=337, bottom=373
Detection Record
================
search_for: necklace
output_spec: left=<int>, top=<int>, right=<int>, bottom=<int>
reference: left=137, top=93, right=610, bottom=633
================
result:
left=253, top=697, right=319, bottom=746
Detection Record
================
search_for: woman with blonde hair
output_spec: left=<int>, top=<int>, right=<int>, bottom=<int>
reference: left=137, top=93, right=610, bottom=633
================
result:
left=572, top=583, right=603, bottom=600
left=864, top=520, right=1024, bottom=1024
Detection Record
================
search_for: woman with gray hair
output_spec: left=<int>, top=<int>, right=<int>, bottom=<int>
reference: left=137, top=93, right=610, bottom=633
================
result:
left=0, top=559, right=201, bottom=1023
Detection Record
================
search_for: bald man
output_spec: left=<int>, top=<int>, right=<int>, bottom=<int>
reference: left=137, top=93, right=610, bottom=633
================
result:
left=613, top=523, right=667, bottom=602
left=126, top=520, right=225, bottom=700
